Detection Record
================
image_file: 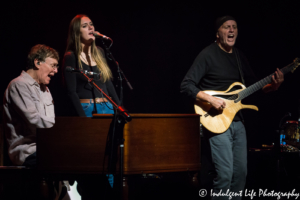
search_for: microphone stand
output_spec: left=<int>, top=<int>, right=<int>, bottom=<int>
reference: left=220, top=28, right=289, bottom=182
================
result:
left=76, top=73, right=129, bottom=200
left=100, top=38, right=133, bottom=199
left=78, top=72, right=131, bottom=194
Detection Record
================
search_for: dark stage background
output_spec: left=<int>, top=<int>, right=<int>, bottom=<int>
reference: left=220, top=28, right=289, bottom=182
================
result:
left=1, top=0, right=300, bottom=148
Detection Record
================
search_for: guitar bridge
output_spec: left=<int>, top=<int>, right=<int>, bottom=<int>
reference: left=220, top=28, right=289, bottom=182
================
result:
left=204, top=107, right=223, bottom=117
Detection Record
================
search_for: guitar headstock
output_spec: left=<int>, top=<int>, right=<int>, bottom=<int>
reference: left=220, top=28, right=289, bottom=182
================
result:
left=291, top=58, right=300, bottom=73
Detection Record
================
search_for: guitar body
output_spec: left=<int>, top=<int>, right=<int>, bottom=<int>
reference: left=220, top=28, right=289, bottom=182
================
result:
left=194, top=82, right=258, bottom=134
left=193, top=58, right=300, bottom=133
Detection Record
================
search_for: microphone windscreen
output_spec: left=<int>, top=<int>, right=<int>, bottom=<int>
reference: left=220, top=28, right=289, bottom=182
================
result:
left=93, top=31, right=100, bottom=37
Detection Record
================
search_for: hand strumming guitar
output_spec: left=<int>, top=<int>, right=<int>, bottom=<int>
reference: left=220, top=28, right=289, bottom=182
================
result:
left=196, top=91, right=226, bottom=110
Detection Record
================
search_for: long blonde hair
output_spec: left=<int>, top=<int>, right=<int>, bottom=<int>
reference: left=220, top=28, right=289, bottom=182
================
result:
left=66, top=14, right=112, bottom=82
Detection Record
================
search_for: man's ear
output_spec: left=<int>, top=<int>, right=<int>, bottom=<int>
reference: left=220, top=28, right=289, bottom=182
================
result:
left=216, top=32, right=219, bottom=39
left=34, top=59, right=40, bottom=68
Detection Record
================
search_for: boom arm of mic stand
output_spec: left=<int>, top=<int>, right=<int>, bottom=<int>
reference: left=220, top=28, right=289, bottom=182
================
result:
left=100, top=40, right=133, bottom=91
left=80, top=72, right=131, bottom=122
left=116, top=62, right=133, bottom=90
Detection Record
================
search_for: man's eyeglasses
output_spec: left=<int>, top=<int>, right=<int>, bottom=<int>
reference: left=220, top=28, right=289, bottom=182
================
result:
left=41, top=61, right=59, bottom=69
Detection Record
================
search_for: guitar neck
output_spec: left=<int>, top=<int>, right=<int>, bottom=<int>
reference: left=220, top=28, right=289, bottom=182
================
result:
left=237, top=60, right=299, bottom=101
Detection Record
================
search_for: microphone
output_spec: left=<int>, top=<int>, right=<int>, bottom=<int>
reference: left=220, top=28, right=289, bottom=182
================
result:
left=93, top=31, right=111, bottom=40
left=66, top=67, right=101, bottom=78
left=66, top=67, right=81, bottom=73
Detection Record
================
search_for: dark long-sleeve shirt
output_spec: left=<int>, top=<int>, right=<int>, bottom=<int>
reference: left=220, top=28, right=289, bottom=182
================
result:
left=63, top=49, right=120, bottom=117
left=180, top=42, right=257, bottom=120
left=181, top=42, right=256, bottom=99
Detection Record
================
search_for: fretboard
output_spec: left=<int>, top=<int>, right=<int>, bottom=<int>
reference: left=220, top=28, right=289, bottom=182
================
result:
left=235, top=59, right=299, bottom=102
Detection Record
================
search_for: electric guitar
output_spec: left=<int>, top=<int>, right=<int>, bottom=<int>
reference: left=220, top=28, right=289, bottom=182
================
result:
left=194, top=58, right=300, bottom=134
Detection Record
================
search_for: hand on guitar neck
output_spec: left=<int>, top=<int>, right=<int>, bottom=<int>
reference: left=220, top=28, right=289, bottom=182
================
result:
left=262, top=68, right=284, bottom=93
left=196, top=90, right=226, bottom=110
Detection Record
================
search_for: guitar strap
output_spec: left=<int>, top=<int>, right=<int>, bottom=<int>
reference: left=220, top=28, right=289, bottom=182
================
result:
left=234, top=48, right=245, bottom=85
